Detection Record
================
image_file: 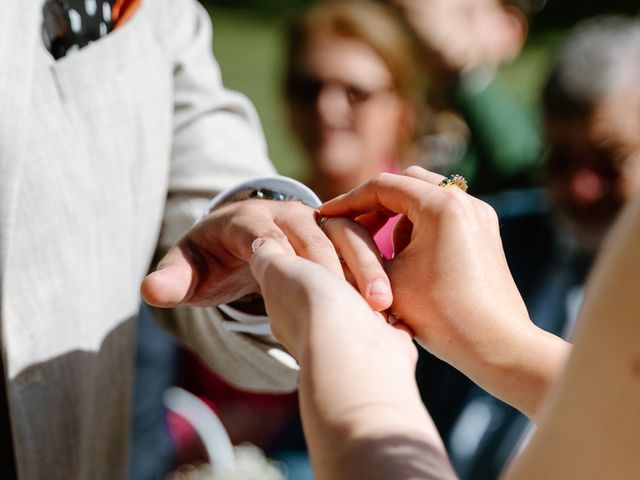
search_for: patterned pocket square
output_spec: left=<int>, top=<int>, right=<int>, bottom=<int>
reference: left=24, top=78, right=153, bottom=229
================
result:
left=42, top=0, right=139, bottom=59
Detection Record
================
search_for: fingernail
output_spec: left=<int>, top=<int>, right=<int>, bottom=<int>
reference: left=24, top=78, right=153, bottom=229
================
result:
left=252, top=238, right=266, bottom=253
left=368, top=279, right=390, bottom=298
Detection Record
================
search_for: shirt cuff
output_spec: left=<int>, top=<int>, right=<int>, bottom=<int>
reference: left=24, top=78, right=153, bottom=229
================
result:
left=198, top=175, right=322, bottom=222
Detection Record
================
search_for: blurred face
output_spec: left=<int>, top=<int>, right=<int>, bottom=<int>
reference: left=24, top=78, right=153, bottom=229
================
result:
left=287, top=34, right=411, bottom=180
left=546, top=85, right=640, bottom=249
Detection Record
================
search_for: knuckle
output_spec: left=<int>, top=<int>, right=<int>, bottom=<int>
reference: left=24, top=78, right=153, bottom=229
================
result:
left=226, top=212, right=253, bottom=233
left=275, top=201, right=315, bottom=223
left=230, top=200, right=263, bottom=218
left=286, top=200, right=312, bottom=215
left=223, top=216, right=244, bottom=240
left=372, top=172, right=392, bottom=186
left=438, top=189, right=469, bottom=218
left=402, top=165, right=425, bottom=177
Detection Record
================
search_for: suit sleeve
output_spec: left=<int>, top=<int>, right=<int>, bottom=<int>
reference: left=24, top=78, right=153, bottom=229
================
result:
left=149, top=0, right=299, bottom=392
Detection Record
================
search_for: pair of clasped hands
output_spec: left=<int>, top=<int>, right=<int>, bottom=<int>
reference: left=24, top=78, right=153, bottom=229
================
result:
left=142, top=167, right=548, bottom=419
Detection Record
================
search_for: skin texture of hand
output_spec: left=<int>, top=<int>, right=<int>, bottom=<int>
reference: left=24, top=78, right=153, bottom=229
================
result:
left=320, top=167, right=570, bottom=418
left=250, top=238, right=456, bottom=480
left=141, top=199, right=392, bottom=311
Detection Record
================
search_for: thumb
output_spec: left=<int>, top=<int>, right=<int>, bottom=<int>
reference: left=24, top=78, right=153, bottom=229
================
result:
left=249, top=237, right=290, bottom=289
left=141, top=244, right=199, bottom=308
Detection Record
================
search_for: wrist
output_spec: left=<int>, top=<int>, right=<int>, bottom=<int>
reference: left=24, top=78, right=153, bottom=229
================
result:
left=199, top=175, right=321, bottom=222
left=303, top=390, right=452, bottom=480
left=473, top=324, right=571, bottom=419
left=299, top=313, right=421, bottom=415
left=300, top=367, right=432, bottom=443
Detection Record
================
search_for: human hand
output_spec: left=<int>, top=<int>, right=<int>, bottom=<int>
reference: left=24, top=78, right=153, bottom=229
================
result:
left=320, top=168, right=545, bottom=400
left=249, top=237, right=415, bottom=364
left=141, top=199, right=392, bottom=312
left=394, top=0, right=525, bottom=78
left=250, top=238, right=456, bottom=479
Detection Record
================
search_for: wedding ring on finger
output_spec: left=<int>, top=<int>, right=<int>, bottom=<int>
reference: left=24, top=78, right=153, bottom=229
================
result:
left=438, top=174, right=468, bottom=192
left=316, top=215, right=329, bottom=232
left=316, top=216, right=344, bottom=262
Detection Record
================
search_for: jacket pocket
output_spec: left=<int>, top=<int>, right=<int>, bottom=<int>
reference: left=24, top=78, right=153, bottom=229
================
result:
left=50, top=3, right=161, bottom=101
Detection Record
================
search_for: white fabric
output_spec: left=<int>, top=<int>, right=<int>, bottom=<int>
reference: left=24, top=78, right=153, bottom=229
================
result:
left=0, top=1, right=300, bottom=478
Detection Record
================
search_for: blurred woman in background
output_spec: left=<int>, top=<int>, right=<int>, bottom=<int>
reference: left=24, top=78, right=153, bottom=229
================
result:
left=284, top=0, right=427, bottom=202
left=284, top=0, right=428, bottom=259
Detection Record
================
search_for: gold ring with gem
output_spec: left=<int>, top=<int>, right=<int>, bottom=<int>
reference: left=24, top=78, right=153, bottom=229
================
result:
left=438, top=174, right=468, bottom=192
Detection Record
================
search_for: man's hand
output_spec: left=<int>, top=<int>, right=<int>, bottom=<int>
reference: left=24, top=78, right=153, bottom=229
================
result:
left=141, top=199, right=392, bottom=311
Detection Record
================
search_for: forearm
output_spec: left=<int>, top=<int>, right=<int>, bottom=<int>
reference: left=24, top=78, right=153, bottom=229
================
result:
left=297, top=318, right=456, bottom=480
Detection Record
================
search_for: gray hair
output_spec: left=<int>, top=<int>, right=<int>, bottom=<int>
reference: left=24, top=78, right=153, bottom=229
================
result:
left=544, top=15, right=640, bottom=117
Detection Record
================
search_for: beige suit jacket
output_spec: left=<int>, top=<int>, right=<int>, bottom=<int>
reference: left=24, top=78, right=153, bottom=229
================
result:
left=0, top=1, right=297, bottom=478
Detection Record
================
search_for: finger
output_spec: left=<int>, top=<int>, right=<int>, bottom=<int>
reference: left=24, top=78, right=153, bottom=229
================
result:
left=401, top=165, right=446, bottom=185
left=392, top=321, right=415, bottom=337
left=141, top=242, right=200, bottom=308
left=208, top=202, right=298, bottom=262
left=250, top=238, right=342, bottom=310
left=355, top=210, right=397, bottom=236
left=392, top=215, right=414, bottom=254
left=321, top=217, right=393, bottom=311
left=249, top=238, right=293, bottom=291
left=144, top=203, right=300, bottom=307
left=319, top=172, right=443, bottom=220
left=383, top=309, right=415, bottom=337
left=403, top=167, right=469, bottom=194
left=275, top=207, right=345, bottom=279
left=342, top=264, right=357, bottom=289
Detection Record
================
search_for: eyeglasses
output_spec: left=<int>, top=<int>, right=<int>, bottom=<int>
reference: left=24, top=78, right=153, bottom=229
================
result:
left=286, top=75, right=395, bottom=108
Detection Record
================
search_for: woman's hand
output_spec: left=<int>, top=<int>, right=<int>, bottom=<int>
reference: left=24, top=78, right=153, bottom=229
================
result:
left=249, top=237, right=414, bottom=367
left=320, top=167, right=569, bottom=418
left=250, top=237, right=455, bottom=480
